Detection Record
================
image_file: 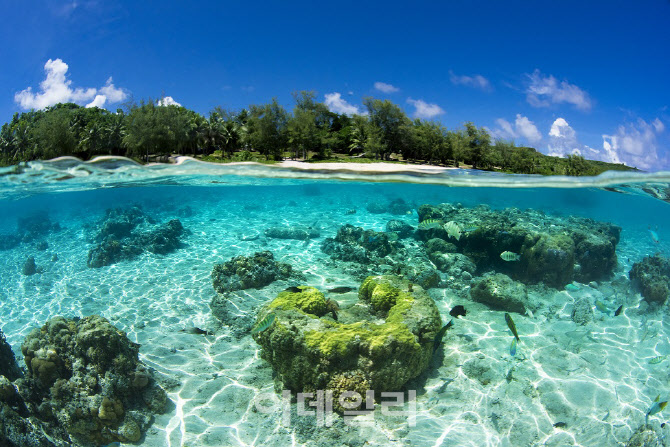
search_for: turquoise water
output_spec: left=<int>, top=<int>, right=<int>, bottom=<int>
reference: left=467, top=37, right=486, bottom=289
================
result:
left=2, top=157, right=670, bottom=446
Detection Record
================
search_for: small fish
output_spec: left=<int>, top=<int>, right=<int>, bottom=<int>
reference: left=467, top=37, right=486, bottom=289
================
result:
left=251, top=313, right=276, bottom=334
left=179, top=327, right=214, bottom=336
left=284, top=286, right=302, bottom=293
left=553, top=422, right=567, bottom=428
left=510, top=338, right=517, bottom=357
left=444, top=221, right=461, bottom=241
left=346, top=209, right=357, bottom=215
left=650, top=355, right=667, bottom=364
left=463, top=227, right=478, bottom=233
left=595, top=300, right=610, bottom=315
left=565, top=283, right=580, bottom=292
left=449, top=305, right=467, bottom=318
left=328, top=286, right=356, bottom=294
left=505, top=313, right=519, bottom=341
left=650, top=229, right=660, bottom=244
left=418, top=219, right=443, bottom=230
left=500, top=251, right=521, bottom=262
left=433, top=319, right=454, bottom=353
left=646, top=395, right=668, bottom=424
left=614, top=305, right=623, bottom=316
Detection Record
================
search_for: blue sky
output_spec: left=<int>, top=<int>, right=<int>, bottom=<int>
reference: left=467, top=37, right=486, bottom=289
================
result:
left=1, top=1, right=669, bottom=170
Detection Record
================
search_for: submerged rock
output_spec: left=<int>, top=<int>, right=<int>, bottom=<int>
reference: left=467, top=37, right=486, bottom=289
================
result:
left=21, top=256, right=37, bottom=276
left=211, top=250, right=305, bottom=294
left=252, top=276, right=441, bottom=408
left=0, top=328, right=22, bottom=381
left=87, top=207, right=186, bottom=268
left=385, top=219, right=414, bottom=239
left=264, top=225, right=320, bottom=240
left=17, top=315, right=167, bottom=446
left=470, top=273, right=529, bottom=313
left=629, top=255, right=670, bottom=304
left=417, top=203, right=620, bottom=288
left=571, top=297, right=595, bottom=325
left=321, top=224, right=394, bottom=263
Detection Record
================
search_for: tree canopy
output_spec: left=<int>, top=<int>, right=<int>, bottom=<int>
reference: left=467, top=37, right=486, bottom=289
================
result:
left=0, top=92, right=636, bottom=176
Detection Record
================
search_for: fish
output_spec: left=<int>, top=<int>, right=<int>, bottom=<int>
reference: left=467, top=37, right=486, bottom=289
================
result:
left=646, top=395, right=668, bottom=424
left=650, top=355, right=667, bottom=364
left=444, top=221, right=461, bottom=240
left=251, top=313, right=276, bottom=334
left=565, top=283, right=580, bottom=292
left=500, top=251, right=521, bottom=262
left=505, top=313, right=520, bottom=341
left=179, top=327, right=214, bottom=336
left=433, top=319, right=454, bottom=353
left=345, top=209, right=356, bottom=215
left=614, top=305, right=623, bottom=316
left=650, top=229, right=660, bottom=244
left=328, top=286, right=356, bottom=294
left=103, top=443, right=122, bottom=447
left=510, top=338, right=517, bottom=356
left=418, top=219, right=443, bottom=230
left=595, top=300, right=610, bottom=314
left=284, top=286, right=303, bottom=293
left=449, top=305, right=467, bottom=318
left=553, top=422, right=567, bottom=428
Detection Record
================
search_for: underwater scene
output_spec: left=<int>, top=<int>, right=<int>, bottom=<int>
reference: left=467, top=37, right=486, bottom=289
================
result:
left=3, top=157, right=670, bottom=447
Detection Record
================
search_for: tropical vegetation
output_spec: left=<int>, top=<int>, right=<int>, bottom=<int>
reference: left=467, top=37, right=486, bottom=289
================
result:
left=0, top=92, right=636, bottom=176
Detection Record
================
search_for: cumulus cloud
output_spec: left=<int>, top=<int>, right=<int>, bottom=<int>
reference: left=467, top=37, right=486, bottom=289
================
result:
left=324, top=92, right=364, bottom=115
left=601, top=118, right=665, bottom=170
left=406, top=98, right=444, bottom=119
left=157, top=96, right=181, bottom=107
left=15, top=59, right=128, bottom=110
left=490, top=114, right=542, bottom=145
left=449, top=70, right=492, bottom=91
left=526, top=70, right=591, bottom=111
left=374, top=82, right=399, bottom=93
left=547, top=118, right=582, bottom=157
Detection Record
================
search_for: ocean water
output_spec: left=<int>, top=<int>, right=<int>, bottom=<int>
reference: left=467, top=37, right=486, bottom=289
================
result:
left=2, top=157, right=670, bottom=447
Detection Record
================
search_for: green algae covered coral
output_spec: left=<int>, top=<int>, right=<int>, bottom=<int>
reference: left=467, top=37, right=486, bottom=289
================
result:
left=253, top=276, right=441, bottom=401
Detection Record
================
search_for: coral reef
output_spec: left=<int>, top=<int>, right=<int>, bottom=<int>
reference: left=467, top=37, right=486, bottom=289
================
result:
left=264, top=225, right=320, bottom=240
left=21, top=255, right=38, bottom=276
left=629, top=254, right=670, bottom=303
left=0, top=329, right=22, bottom=381
left=17, top=212, right=61, bottom=243
left=571, top=297, right=595, bottom=325
left=417, top=203, right=620, bottom=288
left=211, top=250, right=305, bottom=294
left=385, top=219, right=414, bottom=239
left=87, top=205, right=186, bottom=268
left=470, top=273, right=529, bottom=313
left=321, top=224, right=394, bottom=263
left=252, top=275, right=441, bottom=407
left=14, top=315, right=167, bottom=445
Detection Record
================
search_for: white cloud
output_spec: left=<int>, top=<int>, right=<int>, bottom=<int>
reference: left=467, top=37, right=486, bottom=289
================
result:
left=324, top=92, right=364, bottom=115
left=547, top=118, right=581, bottom=157
left=406, top=98, right=444, bottom=119
left=374, top=82, right=399, bottom=93
left=15, top=59, right=128, bottom=110
left=601, top=118, right=665, bottom=170
left=490, top=114, right=542, bottom=145
left=157, top=96, right=181, bottom=107
left=86, top=95, right=107, bottom=108
left=449, top=70, right=492, bottom=91
left=526, top=69, right=591, bottom=111
left=515, top=115, right=542, bottom=144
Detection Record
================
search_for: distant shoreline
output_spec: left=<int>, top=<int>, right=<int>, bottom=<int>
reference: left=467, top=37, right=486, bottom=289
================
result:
left=277, top=159, right=458, bottom=174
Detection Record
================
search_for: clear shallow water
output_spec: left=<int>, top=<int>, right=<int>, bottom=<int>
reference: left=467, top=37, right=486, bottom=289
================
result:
left=2, top=157, right=670, bottom=447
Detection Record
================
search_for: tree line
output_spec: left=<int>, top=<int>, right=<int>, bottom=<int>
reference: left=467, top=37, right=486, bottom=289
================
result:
left=0, top=91, right=634, bottom=175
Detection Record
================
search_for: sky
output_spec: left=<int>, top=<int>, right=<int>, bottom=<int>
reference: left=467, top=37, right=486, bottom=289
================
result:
left=1, top=1, right=669, bottom=170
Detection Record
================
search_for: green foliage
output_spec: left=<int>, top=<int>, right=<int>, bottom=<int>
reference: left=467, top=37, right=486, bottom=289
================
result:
left=0, top=95, right=638, bottom=176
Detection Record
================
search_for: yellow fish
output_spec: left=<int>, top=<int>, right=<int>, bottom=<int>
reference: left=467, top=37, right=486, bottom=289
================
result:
left=444, top=221, right=461, bottom=240
left=418, top=219, right=442, bottom=230
left=251, top=313, right=276, bottom=334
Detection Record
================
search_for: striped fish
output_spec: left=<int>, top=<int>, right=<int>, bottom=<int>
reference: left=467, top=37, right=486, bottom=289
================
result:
left=505, top=313, right=520, bottom=341
left=500, top=251, right=520, bottom=262
left=444, top=221, right=461, bottom=241
left=418, top=219, right=443, bottom=230
left=251, top=313, right=276, bottom=334
left=650, top=355, right=667, bottom=364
